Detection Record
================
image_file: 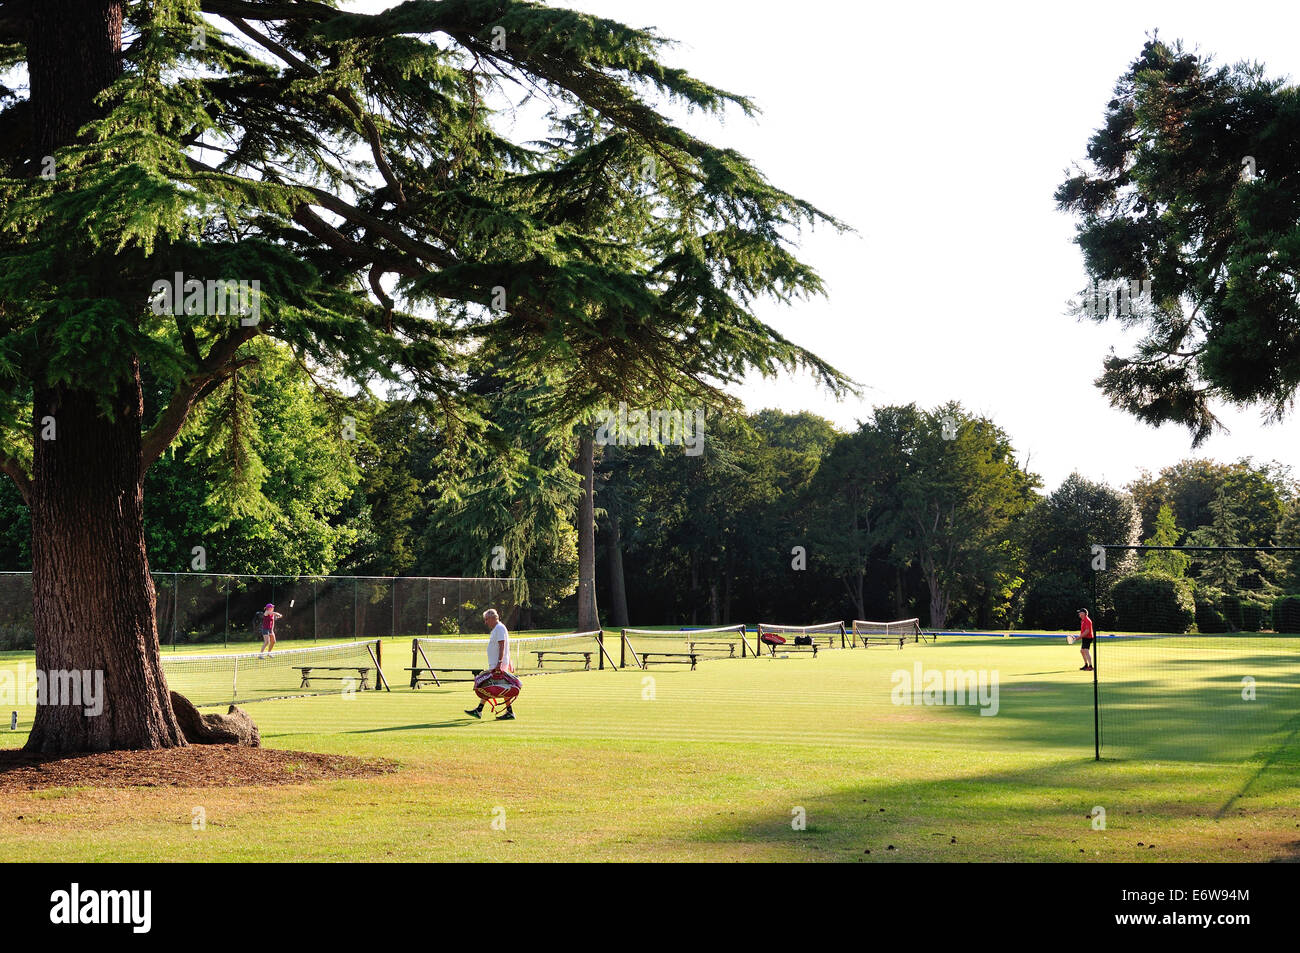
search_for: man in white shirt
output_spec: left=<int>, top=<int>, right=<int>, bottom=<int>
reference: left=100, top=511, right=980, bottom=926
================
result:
left=466, top=609, right=515, bottom=720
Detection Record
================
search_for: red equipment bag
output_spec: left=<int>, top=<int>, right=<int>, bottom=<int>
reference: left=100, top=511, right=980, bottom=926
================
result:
left=760, top=631, right=787, bottom=646
left=474, top=669, right=522, bottom=711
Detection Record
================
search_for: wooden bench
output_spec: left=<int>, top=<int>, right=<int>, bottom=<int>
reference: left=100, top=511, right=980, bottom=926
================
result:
left=533, top=650, right=593, bottom=670
left=687, top=640, right=738, bottom=658
left=858, top=635, right=907, bottom=649
left=294, top=666, right=371, bottom=690
left=406, top=667, right=482, bottom=688
left=639, top=651, right=700, bottom=670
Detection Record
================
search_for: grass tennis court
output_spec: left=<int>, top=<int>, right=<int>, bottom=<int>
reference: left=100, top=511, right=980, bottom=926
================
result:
left=2, top=634, right=1298, bottom=862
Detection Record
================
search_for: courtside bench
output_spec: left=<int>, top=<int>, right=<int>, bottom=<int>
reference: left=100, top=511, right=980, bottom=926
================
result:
left=687, top=639, right=739, bottom=657
left=638, top=651, right=701, bottom=670
left=533, top=650, right=593, bottom=670
left=857, top=634, right=908, bottom=649
left=294, top=665, right=372, bottom=690
left=407, top=667, right=482, bottom=688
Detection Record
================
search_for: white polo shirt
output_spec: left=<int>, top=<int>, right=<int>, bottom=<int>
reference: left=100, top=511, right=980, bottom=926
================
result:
left=487, top=622, right=510, bottom=670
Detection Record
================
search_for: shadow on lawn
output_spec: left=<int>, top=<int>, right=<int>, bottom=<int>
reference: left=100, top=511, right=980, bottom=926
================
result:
left=694, top=756, right=1299, bottom=862
left=346, top=719, right=479, bottom=734
left=965, top=645, right=1300, bottom=764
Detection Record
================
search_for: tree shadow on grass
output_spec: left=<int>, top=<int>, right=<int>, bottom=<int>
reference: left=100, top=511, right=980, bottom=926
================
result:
left=692, top=757, right=1297, bottom=862
left=1215, top=712, right=1300, bottom=819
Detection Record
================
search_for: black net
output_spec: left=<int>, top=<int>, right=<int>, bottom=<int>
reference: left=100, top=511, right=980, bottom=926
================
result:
left=1098, top=634, right=1300, bottom=762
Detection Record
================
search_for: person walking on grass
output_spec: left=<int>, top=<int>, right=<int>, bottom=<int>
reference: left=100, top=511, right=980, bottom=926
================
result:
left=466, top=609, right=516, bottom=721
left=260, top=603, right=282, bottom=657
left=1075, top=608, right=1095, bottom=671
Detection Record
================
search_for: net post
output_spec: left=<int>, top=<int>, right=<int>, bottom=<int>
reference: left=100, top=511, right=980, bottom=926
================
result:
left=620, top=630, right=626, bottom=669
left=366, top=641, right=391, bottom=692
left=1093, top=635, right=1100, bottom=761
left=410, top=638, right=419, bottom=689
left=596, top=631, right=619, bottom=671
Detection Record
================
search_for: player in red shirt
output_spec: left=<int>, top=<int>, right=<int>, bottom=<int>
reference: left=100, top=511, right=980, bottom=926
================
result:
left=1076, top=608, right=1094, bottom=671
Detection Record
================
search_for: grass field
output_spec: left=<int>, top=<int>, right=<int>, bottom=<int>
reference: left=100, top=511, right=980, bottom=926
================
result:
left=2, top=634, right=1299, bottom=862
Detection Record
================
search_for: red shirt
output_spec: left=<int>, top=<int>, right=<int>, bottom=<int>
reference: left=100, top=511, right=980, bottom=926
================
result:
left=1079, top=616, right=1094, bottom=639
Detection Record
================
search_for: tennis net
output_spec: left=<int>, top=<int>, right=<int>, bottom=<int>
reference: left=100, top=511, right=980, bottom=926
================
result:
left=758, top=621, right=847, bottom=650
left=620, top=624, right=756, bottom=668
left=852, top=618, right=928, bottom=645
left=411, top=631, right=614, bottom=684
left=1097, top=634, right=1300, bottom=762
left=162, top=639, right=386, bottom=707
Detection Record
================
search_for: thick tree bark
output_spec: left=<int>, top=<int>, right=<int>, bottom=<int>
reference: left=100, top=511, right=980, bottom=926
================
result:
left=603, top=500, right=629, bottom=629
left=23, top=0, right=186, bottom=752
left=26, top=380, right=186, bottom=752
left=575, top=434, right=599, bottom=632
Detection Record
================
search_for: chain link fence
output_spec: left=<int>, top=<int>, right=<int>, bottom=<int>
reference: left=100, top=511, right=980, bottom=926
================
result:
left=0, top=572, right=518, bottom=650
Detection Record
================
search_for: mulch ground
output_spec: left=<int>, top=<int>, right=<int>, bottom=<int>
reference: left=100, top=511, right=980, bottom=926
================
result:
left=0, top=746, right=397, bottom=791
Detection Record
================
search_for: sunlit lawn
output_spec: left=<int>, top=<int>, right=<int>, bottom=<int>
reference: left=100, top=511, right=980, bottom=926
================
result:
left=1, top=635, right=1298, bottom=861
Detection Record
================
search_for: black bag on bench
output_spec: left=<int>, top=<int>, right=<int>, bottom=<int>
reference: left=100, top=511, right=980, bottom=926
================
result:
left=794, top=635, right=813, bottom=646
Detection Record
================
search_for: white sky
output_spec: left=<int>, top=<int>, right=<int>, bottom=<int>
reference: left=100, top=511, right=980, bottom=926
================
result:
left=346, top=0, right=1300, bottom=491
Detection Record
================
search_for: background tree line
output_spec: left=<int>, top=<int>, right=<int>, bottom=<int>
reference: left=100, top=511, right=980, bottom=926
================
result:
left=3, top=356, right=1293, bottom=635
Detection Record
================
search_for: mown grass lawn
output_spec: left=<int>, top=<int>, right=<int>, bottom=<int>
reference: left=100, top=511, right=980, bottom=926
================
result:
left=2, top=636, right=1298, bottom=861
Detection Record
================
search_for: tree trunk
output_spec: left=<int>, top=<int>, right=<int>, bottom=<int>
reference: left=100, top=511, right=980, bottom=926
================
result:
left=721, top=550, right=732, bottom=625
left=689, top=556, right=698, bottom=626
left=26, top=380, right=186, bottom=752
left=604, top=500, right=629, bottom=628
left=22, top=0, right=185, bottom=753
left=927, top=575, right=948, bottom=630
left=575, top=433, right=599, bottom=631
left=851, top=570, right=865, bottom=621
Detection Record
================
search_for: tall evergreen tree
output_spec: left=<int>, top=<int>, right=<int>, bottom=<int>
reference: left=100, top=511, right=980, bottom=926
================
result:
left=0, top=0, right=848, bottom=751
left=1187, top=488, right=1245, bottom=589
left=1058, top=37, right=1300, bottom=442
left=1142, top=503, right=1189, bottom=578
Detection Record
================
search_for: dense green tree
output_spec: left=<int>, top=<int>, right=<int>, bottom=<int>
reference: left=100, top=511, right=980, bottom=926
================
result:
left=1141, top=504, right=1190, bottom=578
left=803, top=424, right=900, bottom=621
left=425, top=360, right=581, bottom=619
left=1186, top=488, right=1246, bottom=590
left=339, top=397, right=432, bottom=577
left=0, top=0, right=846, bottom=751
left=1018, top=472, right=1139, bottom=628
left=1262, top=503, right=1300, bottom=594
left=1058, top=37, right=1300, bottom=442
left=869, top=403, right=1038, bottom=629
left=1128, top=459, right=1289, bottom=542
